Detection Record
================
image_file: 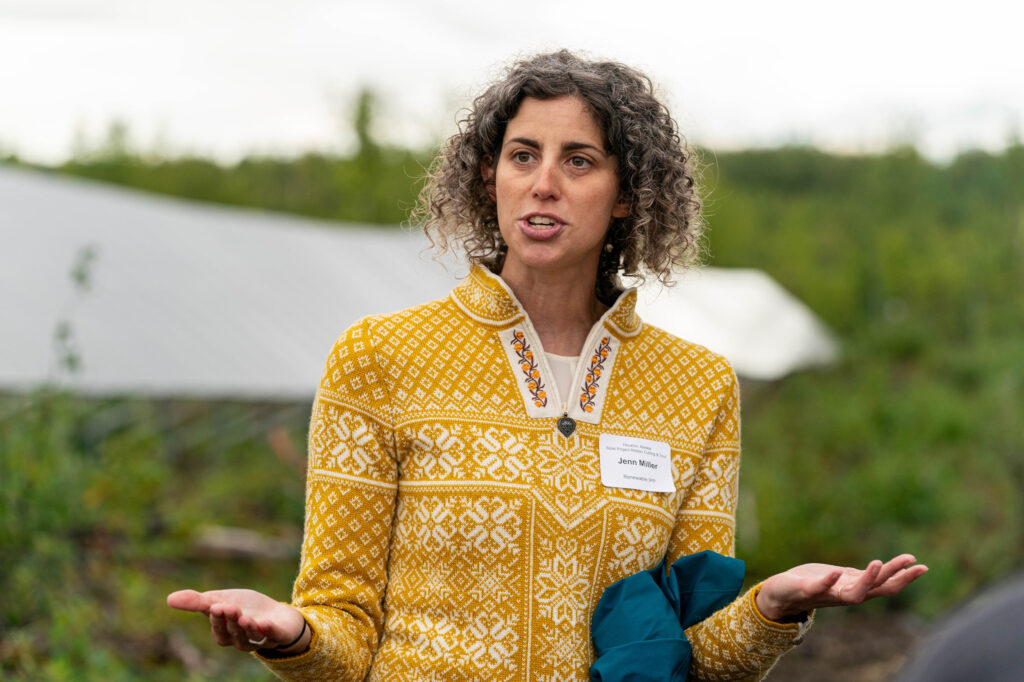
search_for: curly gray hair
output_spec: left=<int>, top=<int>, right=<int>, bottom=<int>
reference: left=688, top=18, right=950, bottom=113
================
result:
left=414, top=50, right=703, bottom=298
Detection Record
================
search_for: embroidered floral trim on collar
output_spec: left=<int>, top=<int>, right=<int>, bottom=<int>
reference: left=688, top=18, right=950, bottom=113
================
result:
left=497, top=326, right=622, bottom=424
left=454, top=266, right=639, bottom=425
left=579, top=336, right=612, bottom=413
left=509, top=330, right=547, bottom=408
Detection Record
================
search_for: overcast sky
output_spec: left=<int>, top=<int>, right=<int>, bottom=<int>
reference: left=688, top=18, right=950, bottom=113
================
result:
left=2, top=0, right=1021, bottom=163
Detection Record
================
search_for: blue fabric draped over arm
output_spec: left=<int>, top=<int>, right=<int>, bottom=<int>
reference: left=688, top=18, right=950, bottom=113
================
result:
left=591, top=550, right=745, bottom=681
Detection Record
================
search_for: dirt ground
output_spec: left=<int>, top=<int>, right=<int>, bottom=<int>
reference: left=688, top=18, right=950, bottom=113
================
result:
left=764, top=611, right=926, bottom=681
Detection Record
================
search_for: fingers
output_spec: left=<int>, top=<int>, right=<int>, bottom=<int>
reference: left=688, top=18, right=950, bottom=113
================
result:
left=209, top=609, right=231, bottom=646
left=867, top=560, right=929, bottom=598
left=872, top=554, right=917, bottom=587
left=812, top=568, right=843, bottom=596
left=238, top=613, right=278, bottom=642
left=167, top=589, right=210, bottom=613
left=167, top=588, right=234, bottom=614
left=827, top=557, right=876, bottom=606
left=209, top=603, right=270, bottom=651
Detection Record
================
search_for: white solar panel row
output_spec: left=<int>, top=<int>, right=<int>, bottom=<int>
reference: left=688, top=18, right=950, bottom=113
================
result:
left=0, top=165, right=835, bottom=398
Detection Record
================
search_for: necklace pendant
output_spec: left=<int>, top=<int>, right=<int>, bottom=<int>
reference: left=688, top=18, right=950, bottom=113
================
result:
left=557, top=414, right=576, bottom=438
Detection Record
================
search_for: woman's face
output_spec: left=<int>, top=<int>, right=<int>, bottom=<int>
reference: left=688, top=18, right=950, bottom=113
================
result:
left=485, top=95, right=628, bottom=282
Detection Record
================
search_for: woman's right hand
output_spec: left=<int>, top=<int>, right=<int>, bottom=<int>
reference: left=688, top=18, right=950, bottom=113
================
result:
left=167, top=588, right=310, bottom=655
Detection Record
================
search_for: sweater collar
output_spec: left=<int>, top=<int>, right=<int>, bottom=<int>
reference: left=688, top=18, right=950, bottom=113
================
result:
left=451, top=264, right=641, bottom=339
left=452, top=265, right=642, bottom=425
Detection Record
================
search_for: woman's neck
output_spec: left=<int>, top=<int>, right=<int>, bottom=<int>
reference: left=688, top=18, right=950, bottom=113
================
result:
left=499, top=263, right=606, bottom=357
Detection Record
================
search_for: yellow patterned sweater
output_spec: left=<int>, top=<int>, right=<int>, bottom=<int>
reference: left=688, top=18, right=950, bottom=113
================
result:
left=259, top=266, right=804, bottom=681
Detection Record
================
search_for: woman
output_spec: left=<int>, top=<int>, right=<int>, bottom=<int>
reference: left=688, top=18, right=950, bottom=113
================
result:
left=168, top=50, right=926, bottom=680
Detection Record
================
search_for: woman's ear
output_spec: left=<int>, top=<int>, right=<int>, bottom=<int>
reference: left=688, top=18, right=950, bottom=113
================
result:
left=481, top=156, right=497, bottom=202
left=612, top=194, right=630, bottom=219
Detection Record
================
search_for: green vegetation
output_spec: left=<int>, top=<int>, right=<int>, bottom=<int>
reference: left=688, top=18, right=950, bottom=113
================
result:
left=3, top=113, right=1022, bottom=676
left=1, top=390, right=307, bottom=680
left=56, top=92, right=434, bottom=226
left=700, top=145, right=1024, bottom=615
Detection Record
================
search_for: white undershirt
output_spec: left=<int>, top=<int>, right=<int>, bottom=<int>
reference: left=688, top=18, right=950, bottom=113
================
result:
left=545, top=352, right=579, bottom=405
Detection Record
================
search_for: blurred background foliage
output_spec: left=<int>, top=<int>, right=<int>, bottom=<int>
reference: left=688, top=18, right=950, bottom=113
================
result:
left=53, top=91, right=433, bottom=227
left=2, top=92, right=1022, bottom=677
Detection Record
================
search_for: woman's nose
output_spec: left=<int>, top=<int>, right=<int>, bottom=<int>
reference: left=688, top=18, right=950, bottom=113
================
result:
left=531, top=161, right=561, bottom=200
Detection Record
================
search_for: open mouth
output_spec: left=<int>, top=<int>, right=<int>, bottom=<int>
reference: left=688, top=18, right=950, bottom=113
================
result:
left=517, top=214, right=565, bottom=241
left=526, top=216, right=558, bottom=229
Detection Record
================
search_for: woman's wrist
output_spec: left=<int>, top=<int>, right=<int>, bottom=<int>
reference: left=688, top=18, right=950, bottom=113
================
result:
left=754, top=580, right=804, bottom=623
left=258, top=617, right=311, bottom=657
left=276, top=619, right=308, bottom=651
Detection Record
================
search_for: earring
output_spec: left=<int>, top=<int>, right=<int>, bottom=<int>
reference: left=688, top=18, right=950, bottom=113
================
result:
left=603, top=242, right=614, bottom=253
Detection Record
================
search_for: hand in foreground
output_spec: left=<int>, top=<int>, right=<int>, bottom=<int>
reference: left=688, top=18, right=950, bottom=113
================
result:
left=167, top=588, right=309, bottom=655
left=755, top=554, right=928, bottom=622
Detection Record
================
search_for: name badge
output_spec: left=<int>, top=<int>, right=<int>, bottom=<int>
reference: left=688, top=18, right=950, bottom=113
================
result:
left=599, top=434, right=674, bottom=493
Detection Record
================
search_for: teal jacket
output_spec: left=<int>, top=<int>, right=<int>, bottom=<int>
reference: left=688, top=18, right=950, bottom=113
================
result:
left=591, top=550, right=745, bottom=681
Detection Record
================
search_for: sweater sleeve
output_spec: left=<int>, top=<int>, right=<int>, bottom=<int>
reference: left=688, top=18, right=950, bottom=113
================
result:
left=257, top=318, right=399, bottom=681
left=666, top=363, right=806, bottom=681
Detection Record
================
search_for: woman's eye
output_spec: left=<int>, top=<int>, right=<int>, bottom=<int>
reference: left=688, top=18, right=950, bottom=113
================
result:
left=568, top=156, right=590, bottom=168
left=514, top=152, right=532, bottom=163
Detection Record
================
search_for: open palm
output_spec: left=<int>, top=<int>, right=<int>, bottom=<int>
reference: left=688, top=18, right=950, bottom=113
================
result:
left=756, top=554, right=928, bottom=621
left=167, top=588, right=306, bottom=652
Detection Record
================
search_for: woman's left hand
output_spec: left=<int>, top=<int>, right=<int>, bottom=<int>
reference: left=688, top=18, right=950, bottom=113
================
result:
left=754, top=554, right=928, bottom=622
